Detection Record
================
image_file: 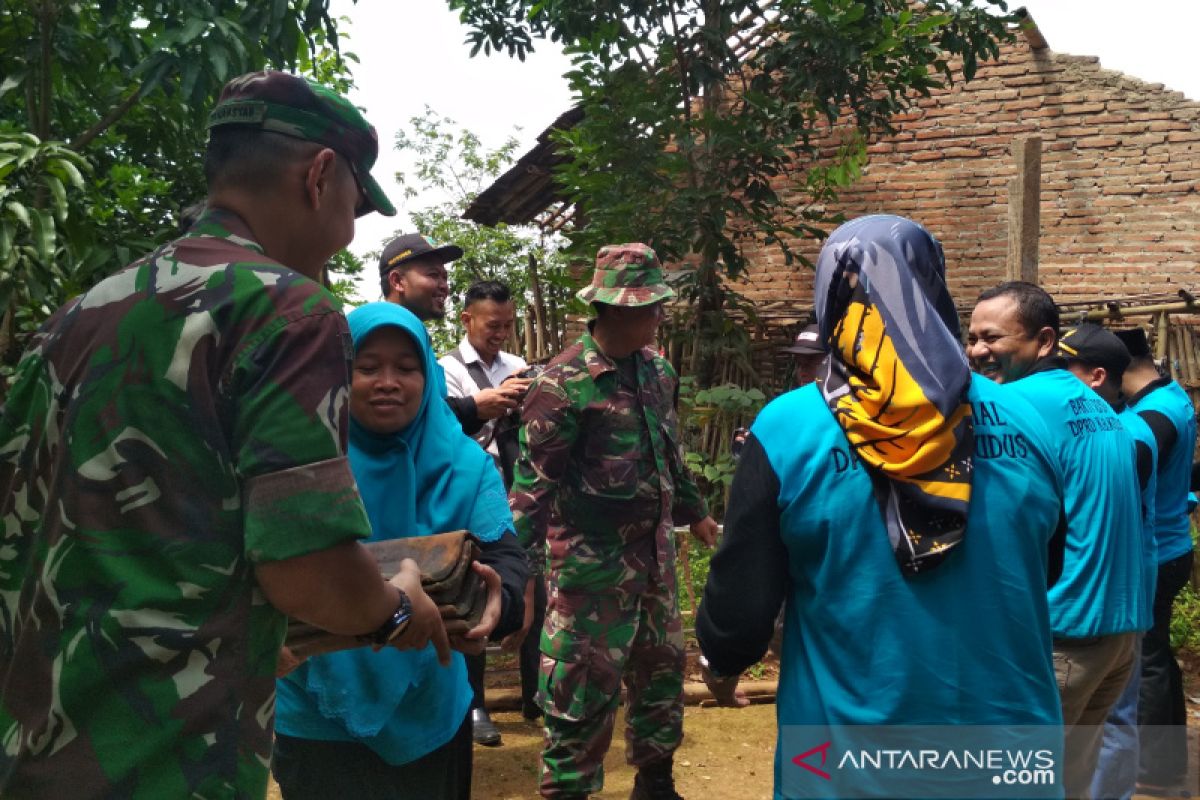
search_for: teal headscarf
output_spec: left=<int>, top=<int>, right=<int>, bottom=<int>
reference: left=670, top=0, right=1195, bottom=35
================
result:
left=276, top=302, right=513, bottom=763
left=344, top=301, right=510, bottom=544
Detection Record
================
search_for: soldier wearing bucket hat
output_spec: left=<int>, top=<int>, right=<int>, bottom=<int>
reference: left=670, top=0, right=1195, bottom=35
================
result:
left=576, top=243, right=676, bottom=307
left=0, top=71, right=452, bottom=799
left=512, top=243, right=717, bottom=799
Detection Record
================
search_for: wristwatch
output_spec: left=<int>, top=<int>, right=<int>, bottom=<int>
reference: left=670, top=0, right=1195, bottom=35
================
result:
left=358, top=590, right=414, bottom=647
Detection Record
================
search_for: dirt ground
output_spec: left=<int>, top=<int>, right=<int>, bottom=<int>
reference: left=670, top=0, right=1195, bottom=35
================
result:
left=266, top=651, right=1200, bottom=799
left=265, top=701, right=776, bottom=800
left=471, top=703, right=777, bottom=799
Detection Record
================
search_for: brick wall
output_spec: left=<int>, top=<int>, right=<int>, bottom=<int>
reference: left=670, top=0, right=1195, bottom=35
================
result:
left=736, top=37, right=1200, bottom=311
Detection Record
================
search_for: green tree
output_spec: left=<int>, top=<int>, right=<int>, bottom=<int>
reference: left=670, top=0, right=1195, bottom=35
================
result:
left=0, top=0, right=359, bottom=378
left=448, top=0, right=1012, bottom=385
left=389, top=108, right=577, bottom=356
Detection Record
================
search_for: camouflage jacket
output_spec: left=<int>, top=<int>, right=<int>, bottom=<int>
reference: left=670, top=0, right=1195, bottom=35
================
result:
left=509, top=328, right=708, bottom=589
left=0, top=210, right=370, bottom=799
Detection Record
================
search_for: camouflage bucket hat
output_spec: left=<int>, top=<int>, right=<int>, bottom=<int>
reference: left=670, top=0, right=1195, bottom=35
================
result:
left=207, top=70, right=396, bottom=218
left=576, top=243, right=675, bottom=307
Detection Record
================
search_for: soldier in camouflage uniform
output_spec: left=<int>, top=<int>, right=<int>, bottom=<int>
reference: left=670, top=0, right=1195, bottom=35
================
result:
left=0, top=72, right=452, bottom=799
left=511, top=244, right=719, bottom=800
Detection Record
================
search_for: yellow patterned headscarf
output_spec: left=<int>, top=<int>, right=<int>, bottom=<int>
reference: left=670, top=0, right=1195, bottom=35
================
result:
left=814, top=216, right=974, bottom=575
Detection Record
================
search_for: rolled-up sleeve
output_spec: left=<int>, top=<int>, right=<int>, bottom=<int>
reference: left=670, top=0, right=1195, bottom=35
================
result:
left=231, top=310, right=370, bottom=563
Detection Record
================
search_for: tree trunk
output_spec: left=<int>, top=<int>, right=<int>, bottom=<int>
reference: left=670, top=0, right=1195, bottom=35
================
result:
left=527, top=253, right=548, bottom=360
left=546, top=291, right=561, bottom=355
left=0, top=304, right=15, bottom=402
left=688, top=0, right=729, bottom=389
left=693, top=261, right=724, bottom=388
left=524, top=306, right=536, bottom=363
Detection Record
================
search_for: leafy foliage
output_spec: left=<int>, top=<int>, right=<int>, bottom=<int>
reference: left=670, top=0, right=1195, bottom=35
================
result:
left=448, top=0, right=1014, bottom=384
left=677, top=377, right=766, bottom=519
left=387, top=108, right=580, bottom=354
left=0, top=133, right=91, bottom=315
left=0, top=0, right=358, bottom=380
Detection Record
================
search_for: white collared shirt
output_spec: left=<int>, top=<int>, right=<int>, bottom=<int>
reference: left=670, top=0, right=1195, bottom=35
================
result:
left=438, top=338, right=528, bottom=457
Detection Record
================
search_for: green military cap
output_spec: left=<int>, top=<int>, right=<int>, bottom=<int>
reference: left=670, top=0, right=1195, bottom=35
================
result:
left=207, top=70, right=396, bottom=218
left=576, top=243, right=675, bottom=307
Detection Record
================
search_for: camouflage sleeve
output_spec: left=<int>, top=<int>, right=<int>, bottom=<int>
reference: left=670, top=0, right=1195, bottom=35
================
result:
left=509, top=377, right=578, bottom=572
left=230, top=309, right=371, bottom=563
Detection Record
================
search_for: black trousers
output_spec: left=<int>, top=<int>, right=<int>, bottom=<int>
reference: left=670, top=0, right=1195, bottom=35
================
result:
left=468, top=574, right=548, bottom=714
left=1137, top=550, right=1194, bottom=787
left=273, top=713, right=473, bottom=800
left=467, top=651, right=487, bottom=711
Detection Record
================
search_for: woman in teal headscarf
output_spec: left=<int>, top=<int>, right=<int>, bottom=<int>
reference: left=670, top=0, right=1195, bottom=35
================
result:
left=272, top=302, right=528, bottom=800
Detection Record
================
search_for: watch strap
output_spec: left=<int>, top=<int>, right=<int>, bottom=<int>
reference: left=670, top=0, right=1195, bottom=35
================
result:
left=358, top=590, right=413, bottom=646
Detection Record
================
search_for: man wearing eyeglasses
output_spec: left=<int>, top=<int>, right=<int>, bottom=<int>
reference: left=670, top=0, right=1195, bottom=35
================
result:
left=968, top=281, right=1144, bottom=800
left=0, top=71, right=452, bottom=799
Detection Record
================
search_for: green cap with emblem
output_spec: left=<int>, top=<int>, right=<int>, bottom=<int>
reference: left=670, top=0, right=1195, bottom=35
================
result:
left=576, top=242, right=675, bottom=307
left=207, top=70, right=396, bottom=218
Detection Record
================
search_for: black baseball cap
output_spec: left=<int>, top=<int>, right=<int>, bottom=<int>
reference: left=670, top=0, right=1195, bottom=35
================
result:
left=1114, top=327, right=1152, bottom=359
left=782, top=323, right=826, bottom=355
left=1058, top=323, right=1132, bottom=378
left=379, top=234, right=464, bottom=276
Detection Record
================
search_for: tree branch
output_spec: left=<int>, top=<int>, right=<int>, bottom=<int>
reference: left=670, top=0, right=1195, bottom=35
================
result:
left=37, top=0, right=58, bottom=141
left=70, top=85, right=144, bottom=151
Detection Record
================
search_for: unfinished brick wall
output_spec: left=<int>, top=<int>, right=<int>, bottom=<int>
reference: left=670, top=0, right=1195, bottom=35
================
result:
left=737, top=37, right=1200, bottom=310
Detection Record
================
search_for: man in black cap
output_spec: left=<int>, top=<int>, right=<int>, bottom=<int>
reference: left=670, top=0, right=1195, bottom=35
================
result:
left=379, top=234, right=529, bottom=434
left=1114, top=326, right=1197, bottom=795
left=380, top=236, right=535, bottom=747
left=1056, top=324, right=1158, bottom=800
left=379, top=233, right=461, bottom=322
left=781, top=322, right=827, bottom=388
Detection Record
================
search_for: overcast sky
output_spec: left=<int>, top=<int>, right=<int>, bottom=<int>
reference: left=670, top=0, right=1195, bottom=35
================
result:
left=329, top=0, right=1200, bottom=299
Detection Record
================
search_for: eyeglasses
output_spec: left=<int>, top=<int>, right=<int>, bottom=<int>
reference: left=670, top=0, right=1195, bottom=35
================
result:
left=336, top=152, right=369, bottom=217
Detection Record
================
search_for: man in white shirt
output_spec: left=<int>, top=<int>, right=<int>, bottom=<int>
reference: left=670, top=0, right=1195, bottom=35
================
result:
left=438, top=279, right=539, bottom=747
left=440, top=280, right=532, bottom=483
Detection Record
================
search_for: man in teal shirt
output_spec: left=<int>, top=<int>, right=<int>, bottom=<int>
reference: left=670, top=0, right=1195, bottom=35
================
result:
left=1056, top=324, right=1157, bottom=800
left=968, top=283, right=1144, bottom=800
left=1115, top=327, right=1197, bottom=794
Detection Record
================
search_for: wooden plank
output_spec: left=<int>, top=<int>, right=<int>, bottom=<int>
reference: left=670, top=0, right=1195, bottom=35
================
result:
left=1186, top=328, right=1200, bottom=385
left=1007, top=136, right=1042, bottom=284
left=1156, top=312, right=1171, bottom=363
left=1181, top=326, right=1194, bottom=383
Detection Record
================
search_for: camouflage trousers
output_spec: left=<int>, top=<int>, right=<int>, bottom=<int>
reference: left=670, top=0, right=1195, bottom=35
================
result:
left=536, top=556, right=684, bottom=798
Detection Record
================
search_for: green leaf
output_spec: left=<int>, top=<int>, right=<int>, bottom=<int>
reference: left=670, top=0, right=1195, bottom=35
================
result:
left=179, top=18, right=208, bottom=45
left=5, top=201, right=31, bottom=230
left=48, top=157, right=86, bottom=189
left=44, top=175, right=68, bottom=221
left=29, top=209, right=56, bottom=264
left=0, top=73, right=23, bottom=100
